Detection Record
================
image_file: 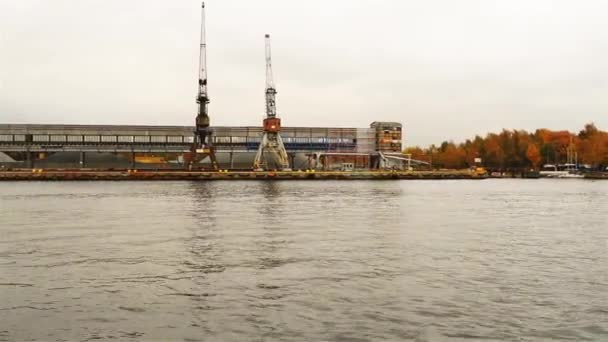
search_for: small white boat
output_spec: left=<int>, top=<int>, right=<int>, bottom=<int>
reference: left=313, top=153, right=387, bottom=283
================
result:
left=539, top=164, right=584, bottom=179
left=556, top=172, right=585, bottom=179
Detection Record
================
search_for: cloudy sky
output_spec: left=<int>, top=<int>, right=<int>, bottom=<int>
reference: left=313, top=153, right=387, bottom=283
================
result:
left=1, top=0, right=607, bottom=145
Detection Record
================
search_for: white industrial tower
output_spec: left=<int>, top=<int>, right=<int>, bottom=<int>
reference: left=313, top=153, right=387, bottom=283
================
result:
left=253, top=34, right=290, bottom=171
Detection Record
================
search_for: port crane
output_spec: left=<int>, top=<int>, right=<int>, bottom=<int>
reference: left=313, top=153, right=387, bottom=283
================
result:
left=191, top=2, right=218, bottom=169
left=253, top=34, right=290, bottom=171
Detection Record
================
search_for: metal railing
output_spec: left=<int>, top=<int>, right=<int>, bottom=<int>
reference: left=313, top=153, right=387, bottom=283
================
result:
left=0, top=134, right=367, bottom=153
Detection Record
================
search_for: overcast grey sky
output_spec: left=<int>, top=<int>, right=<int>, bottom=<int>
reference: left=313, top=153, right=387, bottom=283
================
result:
left=1, top=0, right=607, bottom=145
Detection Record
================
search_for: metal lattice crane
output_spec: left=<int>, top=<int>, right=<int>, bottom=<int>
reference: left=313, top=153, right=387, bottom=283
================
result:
left=253, top=34, right=290, bottom=171
left=191, top=2, right=218, bottom=169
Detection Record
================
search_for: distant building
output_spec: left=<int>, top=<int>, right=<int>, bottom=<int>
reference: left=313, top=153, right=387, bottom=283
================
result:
left=370, top=122, right=403, bottom=153
left=0, top=122, right=404, bottom=170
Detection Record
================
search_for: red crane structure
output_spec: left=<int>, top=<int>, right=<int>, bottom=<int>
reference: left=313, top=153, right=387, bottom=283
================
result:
left=253, top=34, right=290, bottom=171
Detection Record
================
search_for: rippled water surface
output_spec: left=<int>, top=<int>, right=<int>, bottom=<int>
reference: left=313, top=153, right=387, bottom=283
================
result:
left=1, top=180, right=607, bottom=341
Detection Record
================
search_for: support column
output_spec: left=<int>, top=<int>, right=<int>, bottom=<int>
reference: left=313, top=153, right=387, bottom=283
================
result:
left=229, top=151, right=234, bottom=169
left=79, top=151, right=86, bottom=168
left=131, top=152, right=136, bottom=169
left=26, top=151, right=34, bottom=169
left=289, top=153, right=295, bottom=169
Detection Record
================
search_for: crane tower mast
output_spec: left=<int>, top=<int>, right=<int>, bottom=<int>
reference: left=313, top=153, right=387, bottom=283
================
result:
left=253, top=34, right=290, bottom=170
left=192, top=2, right=217, bottom=169
left=265, top=35, right=277, bottom=118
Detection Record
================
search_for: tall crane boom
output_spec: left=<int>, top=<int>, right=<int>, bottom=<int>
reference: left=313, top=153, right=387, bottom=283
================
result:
left=198, top=3, right=209, bottom=106
left=265, top=34, right=277, bottom=119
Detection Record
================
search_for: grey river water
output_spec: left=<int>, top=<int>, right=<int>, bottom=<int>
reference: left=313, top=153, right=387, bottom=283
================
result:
left=1, top=180, right=607, bottom=341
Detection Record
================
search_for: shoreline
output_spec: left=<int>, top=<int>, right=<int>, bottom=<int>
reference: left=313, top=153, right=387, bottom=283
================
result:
left=0, top=169, right=485, bottom=181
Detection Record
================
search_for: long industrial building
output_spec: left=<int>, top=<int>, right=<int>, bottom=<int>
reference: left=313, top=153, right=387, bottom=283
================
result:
left=0, top=122, right=403, bottom=170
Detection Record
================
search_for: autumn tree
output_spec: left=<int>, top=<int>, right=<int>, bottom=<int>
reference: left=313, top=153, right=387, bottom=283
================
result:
left=525, top=144, right=541, bottom=168
left=403, top=146, right=427, bottom=162
left=404, top=123, right=607, bottom=170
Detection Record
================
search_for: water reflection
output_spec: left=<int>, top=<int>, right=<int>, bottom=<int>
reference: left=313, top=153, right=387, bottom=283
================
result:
left=257, top=181, right=284, bottom=222
left=181, top=182, right=224, bottom=333
left=260, top=181, right=281, bottom=199
left=187, top=181, right=218, bottom=203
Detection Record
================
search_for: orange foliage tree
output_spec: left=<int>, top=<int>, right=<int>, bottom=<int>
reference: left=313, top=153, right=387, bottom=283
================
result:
left=404, top=123, right=608, bottom=170
left=525, top=144, right=541, bottom=168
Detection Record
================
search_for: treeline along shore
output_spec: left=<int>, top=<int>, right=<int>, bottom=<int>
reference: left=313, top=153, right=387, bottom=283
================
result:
left=405, top=123, right=608, bottom=172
